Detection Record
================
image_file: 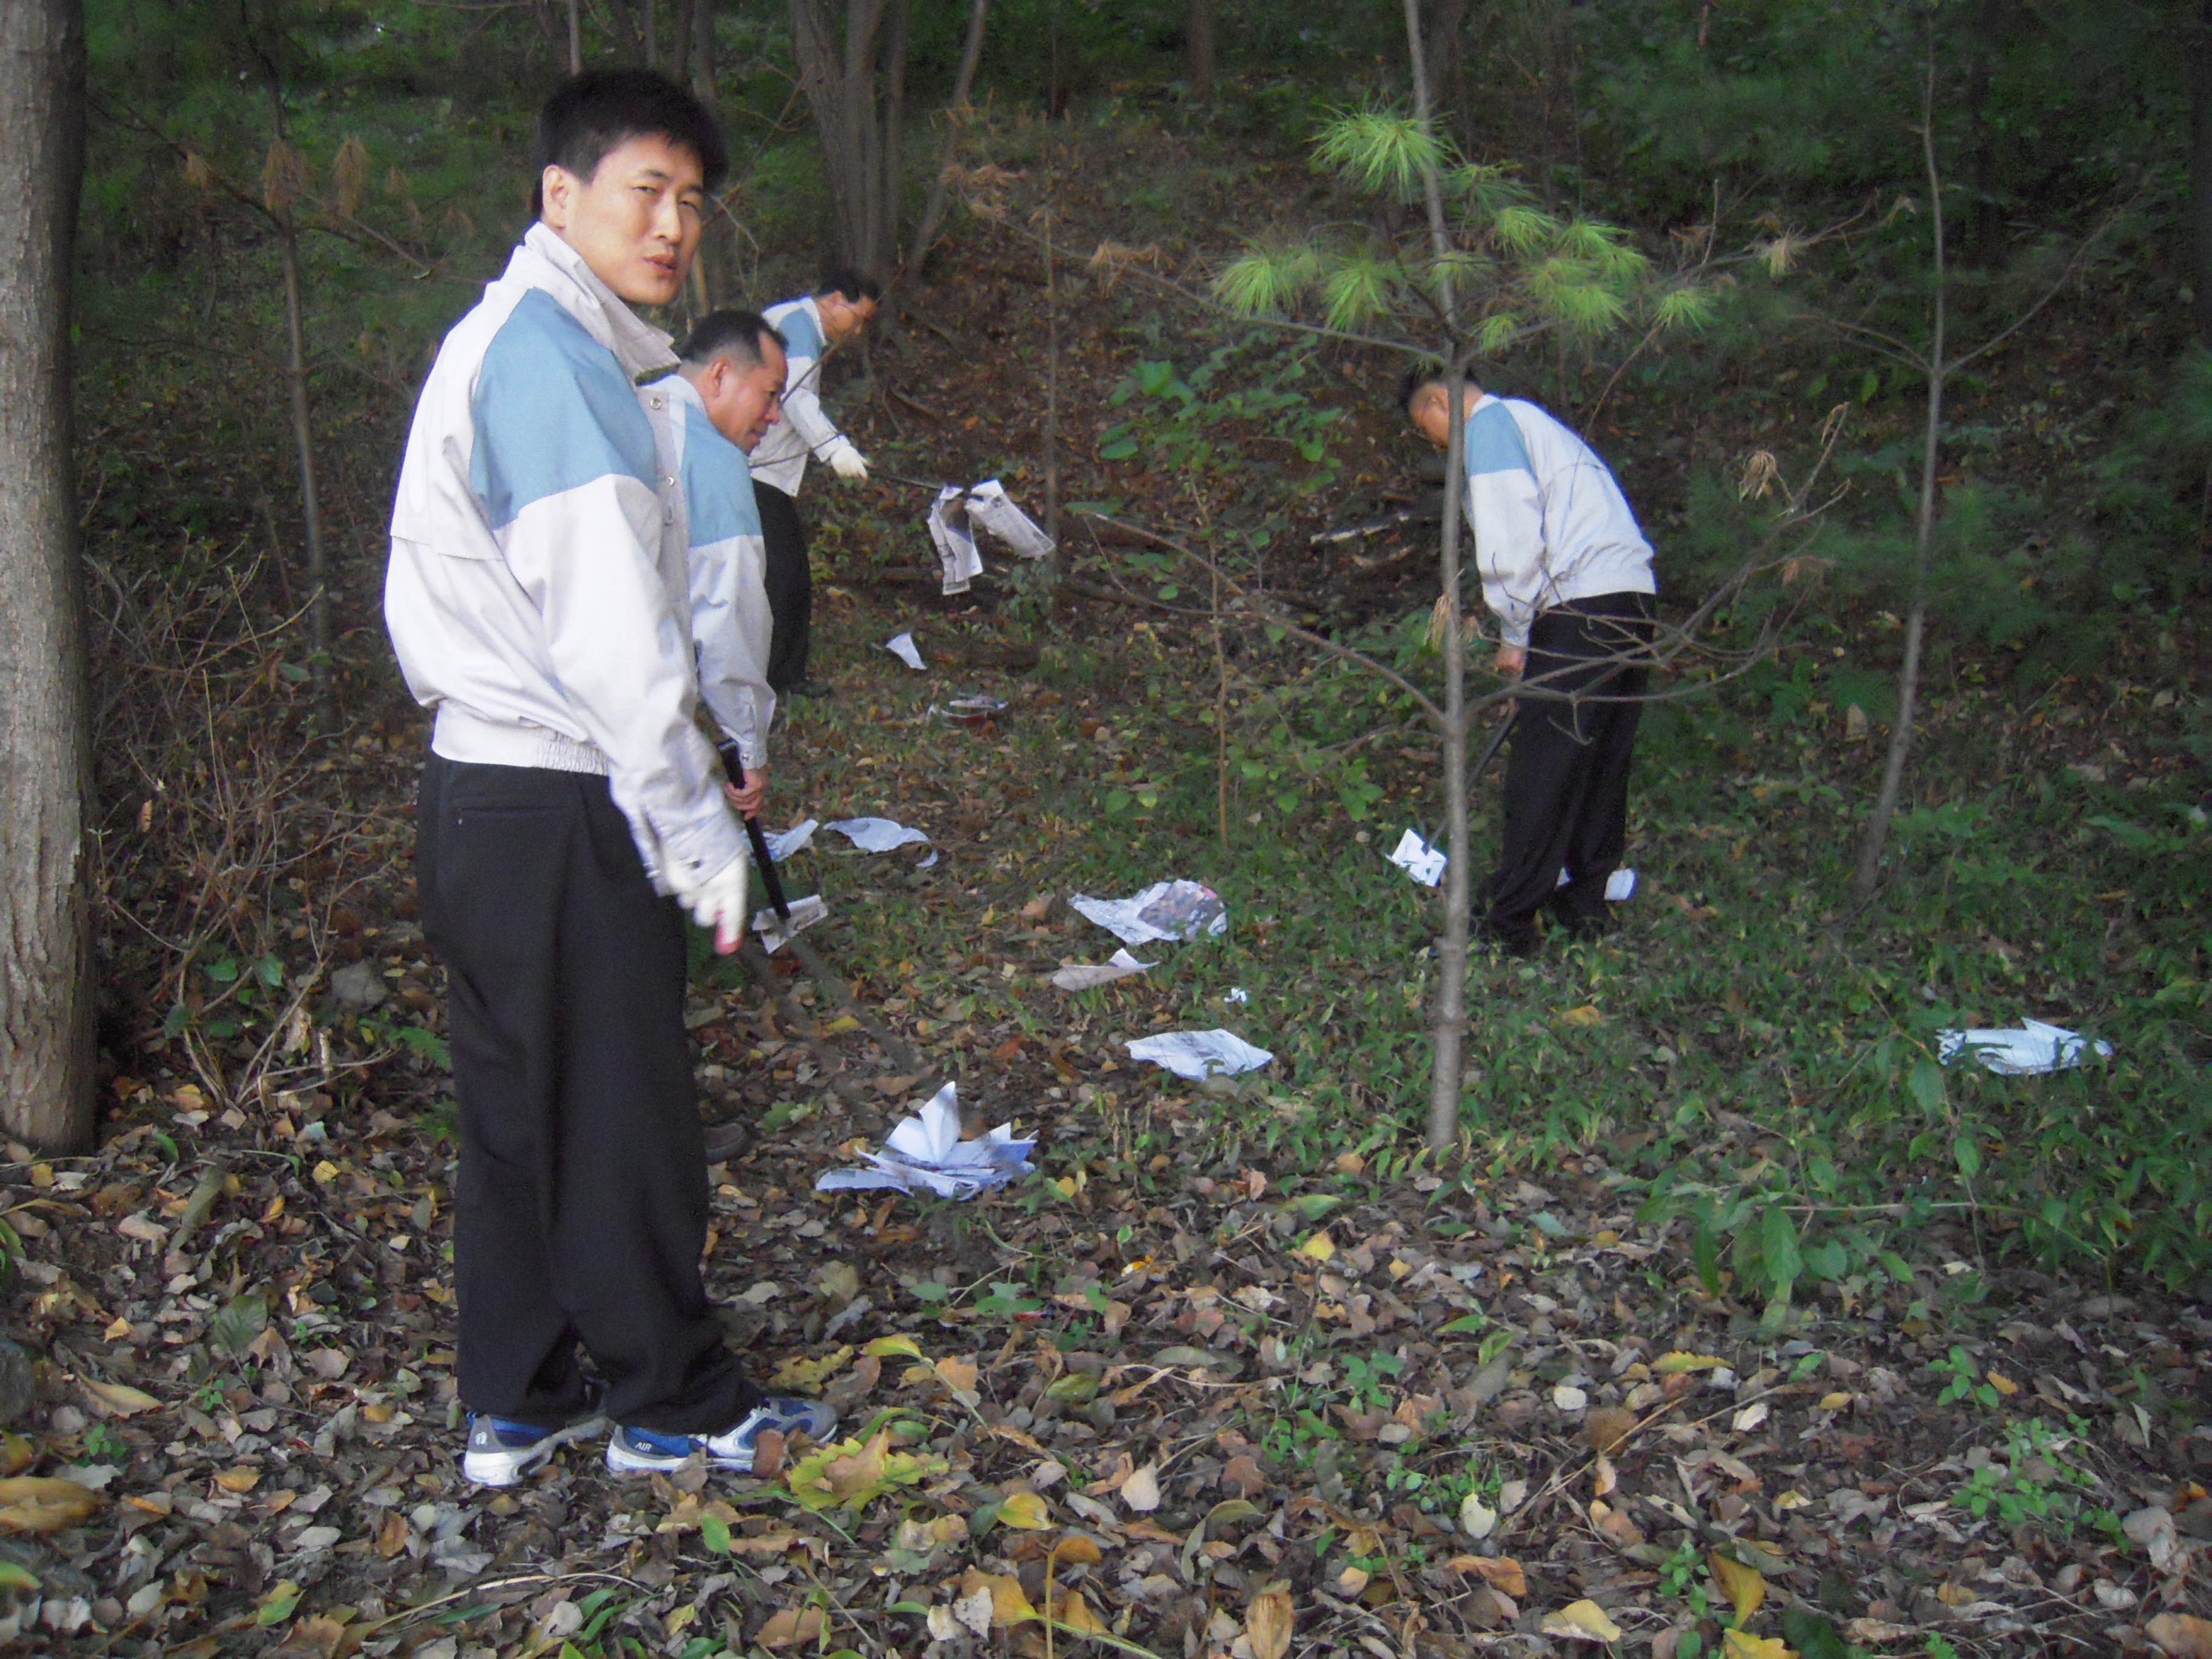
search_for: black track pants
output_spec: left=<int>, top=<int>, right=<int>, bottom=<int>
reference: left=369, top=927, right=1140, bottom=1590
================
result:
left=756, top=482, right=813, bottom=691
left=1482, top=592, right=1654, bottom=950
left=415, top=756, right=760, bottom=1433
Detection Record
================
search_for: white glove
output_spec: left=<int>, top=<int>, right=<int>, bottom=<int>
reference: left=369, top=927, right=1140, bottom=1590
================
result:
left=825, top=437, right=868, bottom=481
left=671, top=848, right=750, bottom=954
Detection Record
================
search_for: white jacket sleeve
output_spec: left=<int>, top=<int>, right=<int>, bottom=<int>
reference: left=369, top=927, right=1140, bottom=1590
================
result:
left=474, top=333, right=743, bottom=889
left=692, top=529, right=776, bottom=768
left=1462, top=402, right=1550, bottom=651
left=778, top=350, right=845, bottom=460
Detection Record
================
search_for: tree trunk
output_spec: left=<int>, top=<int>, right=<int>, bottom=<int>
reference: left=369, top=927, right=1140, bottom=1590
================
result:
left=276, top=216, right=330, bottom=703
left=907, top=0, right=990, bottom=273
left=691, top=0, right=717, bottom=104
left=1185, top=0, right=1215, bottom=99
left=2193, top=0, right=2212, bottom=340
left=1403, top=0, right=1456, bottom=329
left=0, top=0, right=94, bottom=1153
left=642, top=0, right=659, bottom=70
left=1427, top=362, right=1470, bottom=1155
left=670, top=0, right=692, bottom=86
left=568, top=0, right=582, bottom=73
left=1853, top=57, right=1947, bottom=900
left=1426, top=0, right=1467, bottom=143
left=789, top=0, right=903, bottom=280
left=874, top=0, right=911, bottom=279
left=1042, top=204, right=1060, bottom=566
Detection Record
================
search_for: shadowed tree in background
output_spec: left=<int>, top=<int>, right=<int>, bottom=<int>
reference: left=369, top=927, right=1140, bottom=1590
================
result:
left=0, top=0, right=94, bottom=1151
left=908, top=0, right=990, bottom=273
left=791, top=0, right=913, bottom=282
left=1185, top=0, right=1215, bottom=99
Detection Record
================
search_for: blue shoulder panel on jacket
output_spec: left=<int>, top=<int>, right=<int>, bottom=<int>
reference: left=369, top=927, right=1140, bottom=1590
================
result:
left=470, top=288, right=658, bottom=531
left=680, top=403, right=763, bottom=547
left=768, top=300, right=823, bottom=361
left=1462, top=401, right=1533, bottom=478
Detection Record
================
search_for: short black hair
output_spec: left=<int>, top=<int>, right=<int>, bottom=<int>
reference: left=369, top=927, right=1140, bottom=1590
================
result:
left=679, top=309, right=786, bottom=370
left=817, top=267, right=883, bottom=304
left=532, top=68, right=728, bottom=220
left=1398, top=363, right=1446, bottom=414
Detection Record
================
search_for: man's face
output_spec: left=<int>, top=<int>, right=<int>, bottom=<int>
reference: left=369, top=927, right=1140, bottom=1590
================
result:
left=818, top=292, right=877, bottom=345
left=1409, top=384, right=1478, bottom=449
left=696, top=339, right=788, bottom=454
left=540, top=133, right=705, bottom=308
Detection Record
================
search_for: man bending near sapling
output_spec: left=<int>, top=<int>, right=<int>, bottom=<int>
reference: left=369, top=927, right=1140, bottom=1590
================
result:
left=1402, top=369, right=1657, bottom=955
left=386, top=69, right=834, bottom=1487
left=751, top=271, right=881, bottom=697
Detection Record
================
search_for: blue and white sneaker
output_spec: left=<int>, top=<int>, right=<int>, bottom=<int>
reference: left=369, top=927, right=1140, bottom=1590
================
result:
left=461, top=1412, right=606, bottom=1487
left=604, top=1397, right=839, bottom=1475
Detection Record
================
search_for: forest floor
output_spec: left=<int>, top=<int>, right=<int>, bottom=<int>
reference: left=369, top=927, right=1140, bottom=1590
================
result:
left=10, top=110, right=2212, bottom=1659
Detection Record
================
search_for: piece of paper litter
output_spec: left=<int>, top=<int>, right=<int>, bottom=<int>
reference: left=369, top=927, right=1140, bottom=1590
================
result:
left=1555, top=866, right=1637, bottom=901
left=1389, top=829, right=1446, bottom=887
left=1050, top=948, right=1153, bottom=991
left=1069, top=880, right=1227, bottom=947
left=1125, top=1030, right=1274, bottom=1080
left=765, top=819, right=818, bottom=862
left=1937, top=1018, right=2112, bottom=1076
left=753, top=893, right=828, bottom=954
left=964, top=480, right=1056, bottom=560
left=880, top=631, right=926, bottom=670
left=814, top=1082, right=1035, bottom=1199
left=927, top=488, right=985, bottom=595
left=826, top=817, right=931, bottom=853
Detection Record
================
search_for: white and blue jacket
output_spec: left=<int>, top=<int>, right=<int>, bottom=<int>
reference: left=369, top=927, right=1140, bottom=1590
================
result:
left=384, top=223, right=743, bottom=893
left=642, top=372, right=776, bottom=768
left=1460, top=394, right=1655, bottom=649
left=748, top=295, right=845, bottom=498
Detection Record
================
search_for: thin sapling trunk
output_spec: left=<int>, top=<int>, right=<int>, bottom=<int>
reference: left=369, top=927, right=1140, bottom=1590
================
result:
left=1428, top=363, right=1470, bottom=1153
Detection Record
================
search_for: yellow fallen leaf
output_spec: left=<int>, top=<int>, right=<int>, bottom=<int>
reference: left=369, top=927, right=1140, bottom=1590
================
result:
left=0, top=1434, right=35, bottom=1477
left=213, top=1465, right=262, bottom=1494
left=1121, top=1463, right=1162, bottom=1512
left=1654, top=1352, right=1728, bottom=1374
left=960, top=1567, right=1039, bottom=1627
left=1818, top=1391, right=1853, bottom=1410
left=1589, top=1498, right=1645, bottom=1550
left=1048, top=1589, right=1107, bottom=1634
left=0, top=1476, right=104, bottom=1533
left=1721, top=1632, right=1795, bottom=1659
left=1985, top=1370, right=2020, bottom=1396
left=1709, top=1552, right=1766, bottom=1626
left=1560, top=1004, right=1603, bottom=1027
left=2146, top=1612, right=2212, bottom=1659
left=864, top=1334, right=925, bottom=1361
left=755, top=1607, right=826, bottom=1649
left=1295, top=1230, right=1335, bottom=1262
left=1446, top=1556, right=1527, bottom=1597
left=1540, top=1600, right=1623, bottom=1643
left=934, top=1356, right=980, bottom=1395
left=1244, top=1582, right=1294, bottom=1659
left=769, top=1345, right=853, bottom=1390
left=1048, top=1532, right=1104, bottom=1566
left=999, top=1491, right=1052, bottom=1530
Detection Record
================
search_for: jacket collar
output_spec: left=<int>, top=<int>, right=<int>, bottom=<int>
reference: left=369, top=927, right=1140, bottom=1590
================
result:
left=507, top=222, right=679, bottom=381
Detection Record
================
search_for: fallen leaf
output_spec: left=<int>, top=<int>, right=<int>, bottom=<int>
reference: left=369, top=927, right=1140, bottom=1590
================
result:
left=1732, top=1400, right=1770, bottom=1432
left=1654, top=1352, right=1728, bottom=1374
left=2149, top=1613, right=2212, bottom=1659
left=770, top=1345, right=853, bottom=1390
left=785, top=1429, right=949, bottom=1513
left=1224, top=1453, right=1267, bottom=1497
left=374, top=1511, right=407, bottom=1558
left=1710, top=1552, right=1766, bottom=1626
left=1447, top=1556, right=1527, bottom=1597
left=1000, top=1491, right=1052, bottom=1530
left=1244, top=1582, right=1294, bottom=1659
left=1984, top=1370, right=2020, bottom=1396
left=1048, top=1533, right=1104, bottom=1566
left=1540, top=1600, right=1624, bottom=1643
left=255, top=1579, right=303, bottom=1627
left=864, top=1334, right=926, bottom=1361
left=81, top=1379, right=161, bottom=1416
left=1122, top=1464, right=1161, bottom=1512
left=1560, top=1004, right=1603, bottom=1027
left=1049, top=1589, right=1107, bottom=1634
left=0, top=1476, right=106, bottom=1532
left=1458, top=1490, right=1498, bottom=1540
left=1589, top=1499, right=1645, bottom=1550
left=1841, top=1618, right=1914, bottom=1644
left=0, top=1434, right=33, bottom=1477
left=213, top=1464, right=262, bottom=1494
left=960, top=1567, right=1039, bottom=1627
left=1587, top=1408, right=1637, bottom=1455
left=1720, top=1634, right=1795, bottom=1659
left=934, top=1355, right=981, bottom=1395
left=1295, top=1231, right=1335, bottom=1262
left=752, top=1428, right=786, bottom=1479
left=756, top=1607, right=826, bottom=1648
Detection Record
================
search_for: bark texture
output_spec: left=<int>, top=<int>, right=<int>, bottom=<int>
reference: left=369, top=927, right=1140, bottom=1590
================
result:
left=0, top=0, right=95, bottom=1151
left=907, top=0, right=990, bottom=273
left=789, top=0, right=911, bottom=280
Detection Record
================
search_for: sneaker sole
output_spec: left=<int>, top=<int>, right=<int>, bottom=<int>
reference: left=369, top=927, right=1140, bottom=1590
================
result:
left=461, top=1415, right=607, bottom=1487
left=603, top=1438, right=754, bottom=1476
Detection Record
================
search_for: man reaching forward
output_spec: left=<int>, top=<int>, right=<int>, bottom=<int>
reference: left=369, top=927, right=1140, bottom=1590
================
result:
left=386, top=69, right=834, bottom=1488
left=1403, top=369, right=1657, bottom=955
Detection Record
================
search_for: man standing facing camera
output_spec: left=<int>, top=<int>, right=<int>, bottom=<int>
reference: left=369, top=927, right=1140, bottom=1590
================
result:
left=385, top=70, right=834, bottom=1490
left=750, top=271, right=881, bottom=698
left=1402, top=369, right=1657, bottom=956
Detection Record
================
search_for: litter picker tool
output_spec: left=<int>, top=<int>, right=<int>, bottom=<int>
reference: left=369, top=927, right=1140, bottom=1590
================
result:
left=743, top=811, right=793, bottom=925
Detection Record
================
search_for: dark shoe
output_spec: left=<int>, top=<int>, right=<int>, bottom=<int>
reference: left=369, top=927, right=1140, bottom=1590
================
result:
left=703, top=1118, right=756, bottom=1162
left=785, top=680, right=834, bottom=699
left=605, top=1397, right=840, bottom=1475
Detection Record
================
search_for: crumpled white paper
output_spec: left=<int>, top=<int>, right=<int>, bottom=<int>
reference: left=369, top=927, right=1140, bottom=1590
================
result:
left=1070, top=880, right=1227, bottom=946
left=926, top=480, right=1056, bottom=596
left=766, top=819, right=819, bottom=862
left=814, top=1082, right=1035, bottom=1199
left=1938, top=1019, right=2113, bottom=1076
left=881, top=631, right=926, bottom=670
left=1389, top=829, right=1446, bottom=887
left=1557, top=866, right=1637, bottom=901
left=754, top=893, right=828, bottom=954
left=826, top=817, right=931, bottom=853
left=1050, top=948, right=1153, bottom=991
left=1126, top=1029, right=1274, bottom=1080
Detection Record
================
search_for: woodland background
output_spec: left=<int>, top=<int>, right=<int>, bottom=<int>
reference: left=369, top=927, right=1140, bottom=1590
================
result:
left=1, top=1, right=2210, bottom=1655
